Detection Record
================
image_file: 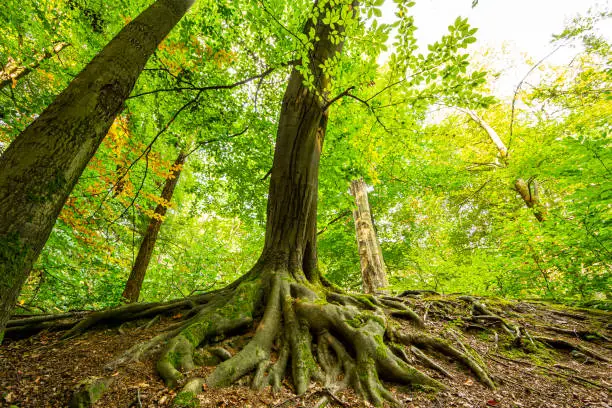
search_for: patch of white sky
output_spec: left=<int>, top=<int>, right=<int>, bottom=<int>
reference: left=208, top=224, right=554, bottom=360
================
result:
left=378, top=0, right=611, bottom=99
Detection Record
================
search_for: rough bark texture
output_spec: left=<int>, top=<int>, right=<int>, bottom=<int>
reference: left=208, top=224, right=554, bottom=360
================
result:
left=122, top=151, right=187, bottom=303
left=258, top=0, right=350, bottom=280
left=350, top=178, right=389, bottom=294
left=0, top=42, right=71, bottom=90
left=0, top=0, right=195, bottom=342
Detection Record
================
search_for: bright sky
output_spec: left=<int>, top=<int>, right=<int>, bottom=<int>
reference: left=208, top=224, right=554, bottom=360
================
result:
left=381, top=0, right=611, bottom=98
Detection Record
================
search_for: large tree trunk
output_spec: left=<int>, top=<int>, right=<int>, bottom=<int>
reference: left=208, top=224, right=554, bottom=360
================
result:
left=258, top=3, right=346, bottom=282
left=350, top=178, right=389, bottom=294
left=122, top=151, right=187, bottom=303
left=0, top=0, right=194, bottom=341
left=150, top=5, right=492, bottom=405
left=151, top=3, right=491, bottom=403
left=0, top=42, right=70, bottom=90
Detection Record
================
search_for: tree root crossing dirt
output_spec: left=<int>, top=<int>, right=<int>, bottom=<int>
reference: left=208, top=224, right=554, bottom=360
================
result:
left=5, top=275, right=611, bottom=407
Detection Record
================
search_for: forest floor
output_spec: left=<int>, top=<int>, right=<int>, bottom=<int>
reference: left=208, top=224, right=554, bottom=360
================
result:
left=1, top=295, right=610, bottom=408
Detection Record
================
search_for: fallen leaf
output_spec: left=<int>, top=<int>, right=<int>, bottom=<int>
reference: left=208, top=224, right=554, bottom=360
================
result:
left=464, top=378, right=474, bottom=386
left=4, top=392, right=15, bottom=402
left=487, top=399, right=500, bottom=406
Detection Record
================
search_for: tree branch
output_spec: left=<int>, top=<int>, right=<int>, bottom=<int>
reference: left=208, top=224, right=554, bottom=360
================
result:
left=259, top=1, right=306, bottom=45
left=322, top=86, right=355, bottom=111
left=185, top=127, right=249, bottom=157
left=89, top=92, right=203, bottom=221
left=346, top=93, right=392, bottom=133
left=127, top=60, right=297, bottom=99
left=509, top=44, right=565, bottom=144
left=317, top=210, right=351, bottom=235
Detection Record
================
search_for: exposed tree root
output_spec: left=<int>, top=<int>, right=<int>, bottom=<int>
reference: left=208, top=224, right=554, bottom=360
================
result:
left=8, top=277, right=611, bottom=407
left=126, top=269, right=495, bottom=406
left=489, top=353, right=612, bottom=391
left=461, top=296, right=524, bottom=345
left=458, top=296, right=612, bottom=365
left=392, top=329, right=495, bottom=389
left=536, top=324, right=610, bottom=342
left=7, top=311, right=87, bottom=327
left=409, top=345, right=454, bottom=379
left=534, top=336, right=610, bottom=363
left=399, top=290, right=440, bottom=297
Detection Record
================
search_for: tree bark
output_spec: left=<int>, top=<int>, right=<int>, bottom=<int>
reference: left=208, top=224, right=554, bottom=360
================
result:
left=0, top=42, right=71, bottom=90
left=259, top=1, right=354, bottom=281
left=350, top=178, right=389, bottom=294
left=122, top=151, right=187, bottom=303
left=0, top=0, right=194, bottom=341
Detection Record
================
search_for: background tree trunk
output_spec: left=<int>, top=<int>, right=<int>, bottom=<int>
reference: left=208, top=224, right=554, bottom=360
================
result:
left=122, top=151, right=187, bottom=303
left=463, top=109, right=546, bottom=222
left=350, top=178, right=389, bottom=294
left=0, top=0, right=194, bottom=341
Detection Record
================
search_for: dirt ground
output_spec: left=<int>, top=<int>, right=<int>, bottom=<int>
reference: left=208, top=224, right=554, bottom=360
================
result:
left=1, top=297, right=610, bottom=407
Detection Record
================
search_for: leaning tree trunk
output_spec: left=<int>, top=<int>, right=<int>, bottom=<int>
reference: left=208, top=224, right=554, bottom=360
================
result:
left=0, top=42, right=70, bottom=90
left=463, top=108, right=546, bottom=222
left=0, top=0, right=195, bottom=341
left=350, top=178, right=389, bottom=294
left=122, top=151, right=187, bottom=303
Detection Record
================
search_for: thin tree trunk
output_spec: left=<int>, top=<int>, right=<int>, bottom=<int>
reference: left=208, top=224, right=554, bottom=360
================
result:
left=463, top=109, right=546, bottom=221
left=0, top=0, right=194, bottom=341
left=350, top=178, right=389, bottom=294
left=122, top=151, right=187, bottom=303
left=0, top=42, right=71, bottom=90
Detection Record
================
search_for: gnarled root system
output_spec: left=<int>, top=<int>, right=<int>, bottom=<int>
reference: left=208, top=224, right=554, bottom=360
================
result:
left=103, top=267, right=494, bottom=407
left=15, top=269, right=610, bottom=406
